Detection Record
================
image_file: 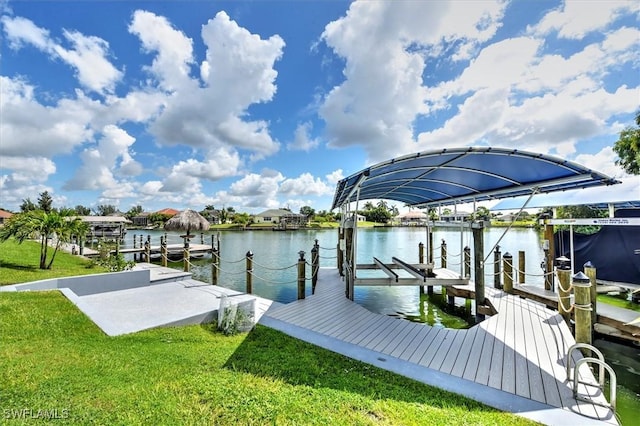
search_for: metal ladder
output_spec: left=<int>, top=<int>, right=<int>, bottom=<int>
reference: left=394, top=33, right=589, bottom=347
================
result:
left=566, top=343, right=617, bottom=412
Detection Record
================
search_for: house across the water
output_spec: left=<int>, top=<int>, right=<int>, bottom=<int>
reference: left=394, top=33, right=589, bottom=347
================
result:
left=254, top=209, right=309, bottom=229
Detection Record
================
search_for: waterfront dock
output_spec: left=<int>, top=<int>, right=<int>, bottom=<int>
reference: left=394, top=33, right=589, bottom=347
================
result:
left=261, top=268, right=618, bottom=425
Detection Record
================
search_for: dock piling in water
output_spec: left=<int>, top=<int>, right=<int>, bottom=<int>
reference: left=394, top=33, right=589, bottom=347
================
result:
left=584, top=261, right=597, bottom=325
left=573, top=271, right=593, bottom=349
left=503, top=252, right=513, bottom=294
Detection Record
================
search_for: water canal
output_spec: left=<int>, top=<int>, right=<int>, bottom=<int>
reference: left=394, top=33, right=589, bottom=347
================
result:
left=120, top=226, right=639, bottom=423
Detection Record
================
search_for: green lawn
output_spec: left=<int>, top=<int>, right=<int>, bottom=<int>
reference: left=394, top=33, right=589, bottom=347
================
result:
left=0, top=292, right=534, bottom=425
left=0, top=239, right=107, bottom=285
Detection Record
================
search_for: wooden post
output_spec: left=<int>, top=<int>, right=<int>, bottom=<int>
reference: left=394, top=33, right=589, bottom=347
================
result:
left=573, top=271, right=592, bottom=349
left=210, top=235, right=216, bottom=286
left=144, top=239, right=150, bottom=263
left=200, top=232, right=204, bottom=244
left=544, top=223, right=555, bottom=291
left=115, top=238, right=120, bottom=256
left=463, top=246, right=471, bottom=278
left=183, top=237, right=190, bottom=272
left=472, top=222, right=485, bottom=321
left=503, top=252, right=513, bottom=294
left=441, top=239, right=447, bottom=268
left=418, top=242, right=426, bottom=294
left=297, top=251, right=306, bottom=300
left=557, top=262, right=572, bottom=325
left=518, top=250, right=525, bottom=284
left=161, top=236, right=168, bottom=267
left=428, top=229, right=434, bottom=264
left=245, top=251, right=253, bottom=294
left=494, top=245, right=501, bottom=289
left=344, top=221, right=354, bottom=300
left=311, top=240, right=319, bottom=295
left=337, top=227, right=344, bottom=277
left=133, top=234, right=137, bottom=261
left=584, top=261, right=597, bottom=326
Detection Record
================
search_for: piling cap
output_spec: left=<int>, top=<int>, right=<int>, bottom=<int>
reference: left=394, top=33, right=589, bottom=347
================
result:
left=555, top=255, right=571, bottom=270
left=572, top=271, right=590, bottom=285
left=584, top=260, right=595, bottom=268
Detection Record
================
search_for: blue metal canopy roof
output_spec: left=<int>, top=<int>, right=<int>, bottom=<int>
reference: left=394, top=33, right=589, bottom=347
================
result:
left=331, top=147, right=619, bottom=210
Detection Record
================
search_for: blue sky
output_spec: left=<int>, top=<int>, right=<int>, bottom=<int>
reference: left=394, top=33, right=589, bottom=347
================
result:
left=1, top=0, right=638, bottom=214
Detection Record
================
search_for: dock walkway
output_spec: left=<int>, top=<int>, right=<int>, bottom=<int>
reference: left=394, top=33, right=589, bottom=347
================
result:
left=260, top=268, right=618, bottom=426
left=513, top=284, right=640, bottom=343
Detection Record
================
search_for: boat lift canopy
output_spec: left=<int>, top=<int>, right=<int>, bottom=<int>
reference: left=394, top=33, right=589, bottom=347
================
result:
left=331, top=147, right=618, bottom=210
left=331, top=147, right=620, bottom=316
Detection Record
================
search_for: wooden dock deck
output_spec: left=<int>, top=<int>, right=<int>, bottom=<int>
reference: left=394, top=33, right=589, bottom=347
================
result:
left=260, top=268, right=618, bottom=426
left=513, top=284, right=640, bottom=344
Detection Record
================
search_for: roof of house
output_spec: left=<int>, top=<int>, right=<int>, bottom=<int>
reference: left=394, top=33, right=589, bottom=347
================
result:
left=77, top=216, right=131, bottom=223
left=0, top=209, right=13, bottom=219
left=155, top=208, right=179, bottom=216
left=256, top=209, right=305, bottom=217
left=397, top=210, right=427, bottom=219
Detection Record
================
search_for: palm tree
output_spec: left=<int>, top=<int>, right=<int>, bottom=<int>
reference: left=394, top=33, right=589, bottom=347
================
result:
left=0, top=209, right=85, bottom=269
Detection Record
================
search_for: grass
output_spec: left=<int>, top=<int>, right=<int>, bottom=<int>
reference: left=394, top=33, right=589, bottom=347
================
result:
left=598, top=294, right=640, bottom=313
left=0, top=239, right=107, bottom=286
left=0, top=291, right=534, bottom=425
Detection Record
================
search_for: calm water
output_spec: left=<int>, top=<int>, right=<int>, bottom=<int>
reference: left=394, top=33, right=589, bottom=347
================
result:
left=121, top=226, right=638, bottom=422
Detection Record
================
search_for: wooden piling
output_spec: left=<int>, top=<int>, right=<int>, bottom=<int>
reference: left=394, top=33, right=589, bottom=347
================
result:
left=418, top=242, right=427, bottom=294
left=472, top=222, right=485, bottom=321
left=584, top=261, right=597, bottom=325
left=246, top=251, right=253, bottom=294
left=144, top=239, right=151, bottom=263
left=518, top=250, right=525, bottom=284
left=557, top=266, right=572, bottom=325
left=503, top=252, right=513, bottom=294
left=494, top=245, right=501, bottom=289
left=344, top=221, right=354, bottom=300
left=464, top=246, right=471, bottom=278
left=133, top=234, right=137, bottom=261
left=311, top=240, right=319, bottom=295
left=441, top=239, right=447, bottom=268
left=573, top=271, right=592, bottom=348
left=298, top=251, right=306, bottom=300
left=544, top=223, right=555, bottom=291
left=210, top=235, right=217, bottom=286
left=183, top=237, right=190, bottom=272
left=337, top=227, right=344, bottom=277
left=161, top=236, right=168, bottom=267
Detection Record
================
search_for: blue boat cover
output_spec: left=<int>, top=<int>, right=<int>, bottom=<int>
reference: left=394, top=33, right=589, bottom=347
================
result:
left=331, top=147, right=619, bottom=210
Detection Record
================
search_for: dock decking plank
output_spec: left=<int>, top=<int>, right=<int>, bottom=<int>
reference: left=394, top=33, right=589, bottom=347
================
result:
left=388, top=322, right=429, bottom=359
left=360, top=317, right=401, bottom=348
left=457, top=326, right=485, bottom=380
left=368, top=319, right=410, bottom=352
left=518, top=297, right=545, bottom=403
left=438, top=329, right=468, bottom=374
left=427, top=329, right=458, bottom=371
left=470, top=314, right=498, bottom=385
left=449, top=325, right=480, bottom=377
left=527, top=299, right=565, bottom=408
left=513, top=295, right=531, bottom=399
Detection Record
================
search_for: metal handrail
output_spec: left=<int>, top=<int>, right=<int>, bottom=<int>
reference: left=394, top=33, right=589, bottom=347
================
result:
left=572, top=358, right=617, bottom=412
left=566, top=343, right=616, bottom=413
